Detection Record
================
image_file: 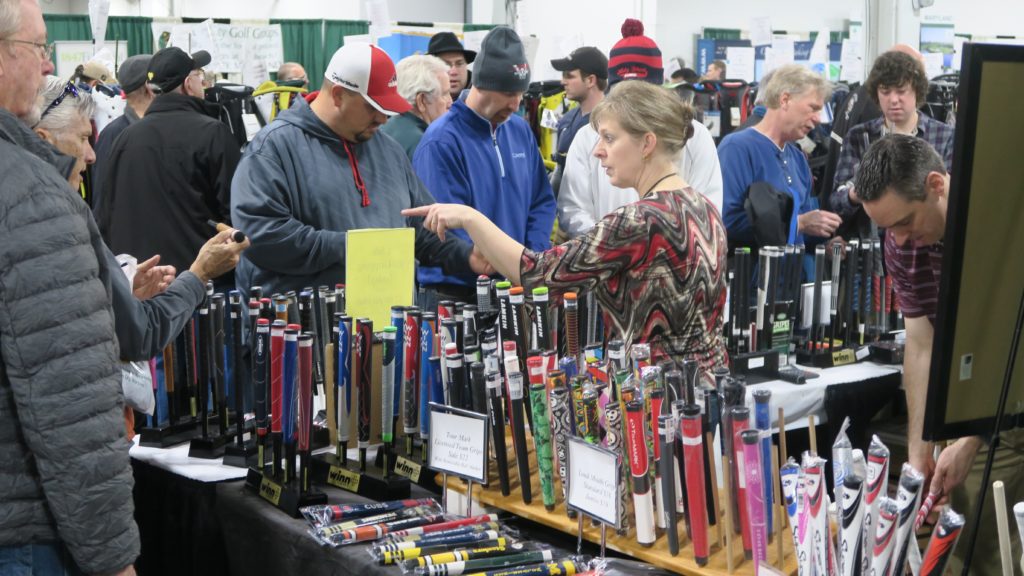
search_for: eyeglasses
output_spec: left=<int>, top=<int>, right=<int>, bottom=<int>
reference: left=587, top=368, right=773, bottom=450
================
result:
left=40, top=81, right=80, bottom=120
left=3, top=38, right=54, bottom=60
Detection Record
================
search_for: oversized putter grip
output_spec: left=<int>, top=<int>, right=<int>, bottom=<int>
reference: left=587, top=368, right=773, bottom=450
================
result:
left=529, top=382, right=556, bottom=511
left=682, top=406, right=709, bottom=564
left=741, top=429, right=767, bottom=570
left=356, top=319, right=373, bottom=451
left=625, top=400, right=656, bottom=546
left=381, top=326, right=397, bottom=445
left=839, top=474, right=864, bottom=576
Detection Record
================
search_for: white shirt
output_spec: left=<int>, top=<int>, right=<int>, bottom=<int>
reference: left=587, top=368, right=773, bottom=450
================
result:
left=557, top=120, right=723, bottom=237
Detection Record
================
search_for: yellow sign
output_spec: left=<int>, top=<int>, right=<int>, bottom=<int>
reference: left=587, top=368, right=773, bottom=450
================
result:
left=345, top=228, right=415, bottom=328
left=831, top=349, right=856, bottom=366
left=327, top=465, right=361, bottom=493
left=259, top=476, right=282, bottom=506
left=394, top=455, right=422, bottom=483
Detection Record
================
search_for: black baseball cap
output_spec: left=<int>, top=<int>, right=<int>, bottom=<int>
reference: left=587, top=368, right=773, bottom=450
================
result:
left=551, top=46, right=608, bottom=80
left=148, top=47, right=212, bottom=93
left=427, top=31, right=476, bottom=64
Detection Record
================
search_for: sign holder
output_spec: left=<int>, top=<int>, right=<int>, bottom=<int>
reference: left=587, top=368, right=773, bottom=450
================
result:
left=427, top=403, right=490, bottom=516
left=566, top=436, right=621, bottom=559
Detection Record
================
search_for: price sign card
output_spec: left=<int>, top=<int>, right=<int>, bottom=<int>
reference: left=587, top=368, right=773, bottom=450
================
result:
left=427, top=404, right=489, bottom=483
left=567, top=437, right=621, bottom=528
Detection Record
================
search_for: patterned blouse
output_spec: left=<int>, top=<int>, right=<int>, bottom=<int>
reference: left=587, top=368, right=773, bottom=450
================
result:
left=520, top=187, right=729, bottom=377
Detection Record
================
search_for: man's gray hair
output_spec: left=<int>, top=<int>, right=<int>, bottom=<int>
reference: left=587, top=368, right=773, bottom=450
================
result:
left=0, top=0, right=28, bottom=41
left=395, top=54, right=447, bottom=106
left=29, top=75, right=96, bottom=132
left=761, top=64, right=832, bottom=109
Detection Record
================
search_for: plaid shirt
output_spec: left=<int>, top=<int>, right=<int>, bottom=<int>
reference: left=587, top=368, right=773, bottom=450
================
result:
left=830, top=114, right=955, bottom=219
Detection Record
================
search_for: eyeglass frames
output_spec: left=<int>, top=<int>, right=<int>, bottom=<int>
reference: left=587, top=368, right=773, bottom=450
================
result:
left=40, top=81, right=80, bottom=120
left=2, top=38, right=54, bottom=60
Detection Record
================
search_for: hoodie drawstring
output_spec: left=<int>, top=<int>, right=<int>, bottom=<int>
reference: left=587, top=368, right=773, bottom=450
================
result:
left=341, top=139, right=370, bottom=207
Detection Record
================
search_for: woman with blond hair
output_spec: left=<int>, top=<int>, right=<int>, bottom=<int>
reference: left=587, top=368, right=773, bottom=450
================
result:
left=405, top=80, right=728, bottom=375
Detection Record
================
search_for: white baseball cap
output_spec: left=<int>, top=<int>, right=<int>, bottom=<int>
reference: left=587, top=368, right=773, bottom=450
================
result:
left=324, top=43, right=411, bottom=116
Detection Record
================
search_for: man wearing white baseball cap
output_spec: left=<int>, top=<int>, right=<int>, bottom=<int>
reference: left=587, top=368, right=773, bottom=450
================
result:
left=231, top=43, right=491, bottom=299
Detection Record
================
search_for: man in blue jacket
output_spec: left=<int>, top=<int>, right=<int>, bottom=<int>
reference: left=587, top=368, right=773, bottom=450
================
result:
left=413, top=26, right=556, bottom=311
left=232, top=43, right=488, bottom=300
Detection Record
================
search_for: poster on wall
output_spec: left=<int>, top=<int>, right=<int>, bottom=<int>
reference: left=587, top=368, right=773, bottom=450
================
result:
left=920, top=13, right=955, bottom=72
left=150, top=21, right=283, bottom=75
left=55, top=40, right=128, bottom=82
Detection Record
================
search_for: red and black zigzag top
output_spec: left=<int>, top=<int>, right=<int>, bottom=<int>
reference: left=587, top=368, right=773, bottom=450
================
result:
left=521, top=187, right=729, bottom=380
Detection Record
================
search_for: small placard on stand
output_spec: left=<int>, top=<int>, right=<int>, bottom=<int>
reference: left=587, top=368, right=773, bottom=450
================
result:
left=566, top=436, right=621, bottom=558
left=427, top=403, right=489, bottom=516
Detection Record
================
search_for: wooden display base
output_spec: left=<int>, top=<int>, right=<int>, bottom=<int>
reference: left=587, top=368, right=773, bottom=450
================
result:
left=445, top=429, right=797, bottom=576
left=244, top=467, right=327, bottom=518
left=138, top=418, right=199, bottom=448
left=310, top=453, right=411, bottom=500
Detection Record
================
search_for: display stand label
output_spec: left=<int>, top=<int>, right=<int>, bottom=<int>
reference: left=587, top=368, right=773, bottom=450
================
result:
left=327, top=466, right=361, bottom=493
left=855, top=346, right=871, bottom=361
left=394, top=456, right=422, bottom=483
left=831, top=349, right=856, bottom=366
left=259, top=476, right=282, bottom=506
left=566, top=437, right=621, bottom=528
left=428, top=404, right=489, bottom=483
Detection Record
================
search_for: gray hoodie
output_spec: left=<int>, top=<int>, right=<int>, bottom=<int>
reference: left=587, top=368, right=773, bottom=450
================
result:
left=231, top=97, right=472, bottom=299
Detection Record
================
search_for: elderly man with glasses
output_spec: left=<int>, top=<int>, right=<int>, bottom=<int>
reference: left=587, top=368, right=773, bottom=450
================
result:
left=0, top=0, right=138, bottom=574
left=381, top=53, right=453, bottom=160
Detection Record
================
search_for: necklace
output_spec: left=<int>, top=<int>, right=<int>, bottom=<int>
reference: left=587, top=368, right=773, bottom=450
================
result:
left=643, top=172, right=678, bottom=197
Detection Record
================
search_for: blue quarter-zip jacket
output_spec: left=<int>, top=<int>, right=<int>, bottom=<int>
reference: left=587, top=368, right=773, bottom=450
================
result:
left=412, top=99, right=556, bottom=288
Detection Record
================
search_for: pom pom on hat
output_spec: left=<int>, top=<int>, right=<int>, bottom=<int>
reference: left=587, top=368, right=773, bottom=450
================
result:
left=621, top=18, right=645, bottom=38
left=608, top=19, right=663, bottom=86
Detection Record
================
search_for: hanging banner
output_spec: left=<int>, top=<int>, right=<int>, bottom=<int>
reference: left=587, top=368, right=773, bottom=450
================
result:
left=88, top=0, right=111, bottom=51
left=152, top=21, right=284, bottom=75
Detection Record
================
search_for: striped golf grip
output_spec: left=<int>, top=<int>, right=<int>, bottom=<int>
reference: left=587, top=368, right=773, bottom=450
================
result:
left=422, top=550, right=553, bottom=576
left=625, top=400, right=656, bottom=546
left=602, top=390, right=629, bottom=531
left=253, top=319, right=270, bottom=436
left=870, top=498, right=899, bottom=576
left=920, top=507, right=964, bottom=576
left=731, top=407, right=753, bottom=557
left=405, top=309, right=422, bottom=435
left=741, top=430, right=767, bottom=571
left=839, top=474, right=864, bottom=576
left=863, top=437, right=890, bottom=573
left=282, top=328, right=298, bottom=441
left=419, top=315, right=434, bottom=439
left=548, top=386, right=574, bottom=518
left=391, top=307, right=406, bottom=422
left=407, top=541, right=508, bottom=567
left=381, top=327, right=396, bottom=443
left=805, top=460, right=828, bottom=576
left=337, top=315, right=352, bottom=442
left=356, top=318, right=373, bottom=447
left=297, top=335, right=313, bottom=451
left=470, top=559, right=578, bottom=576
left=324, top=499, right=437, bottom=523
left=385, top=515, right=497, bottom=541
left=380, top=530, right=500, bottom=553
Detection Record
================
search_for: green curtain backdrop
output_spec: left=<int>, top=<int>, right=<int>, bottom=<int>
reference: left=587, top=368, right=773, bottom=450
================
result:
left=273, top=19, right=326, bottom=82
left=272, top=19, right=369, bottom=85
left=43, top=14, right=153, bottom=64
